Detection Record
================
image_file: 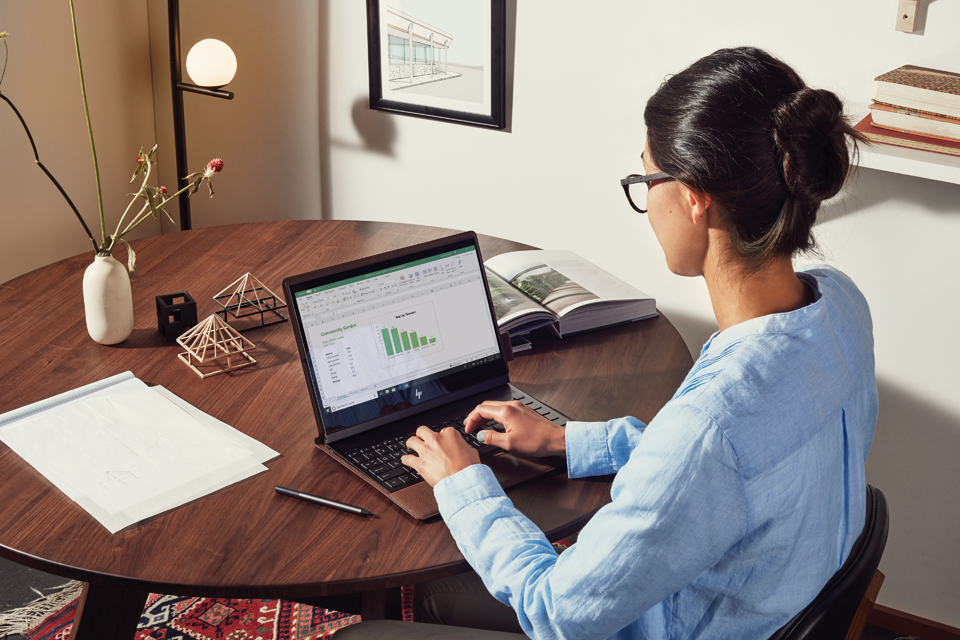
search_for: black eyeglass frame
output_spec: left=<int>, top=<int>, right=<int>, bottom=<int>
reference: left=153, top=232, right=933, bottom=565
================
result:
left=620, top=172, right=674, bottom=214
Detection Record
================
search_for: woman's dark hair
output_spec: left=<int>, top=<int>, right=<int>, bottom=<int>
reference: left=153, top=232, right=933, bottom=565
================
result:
left=644, top=47, right=866, bottom=262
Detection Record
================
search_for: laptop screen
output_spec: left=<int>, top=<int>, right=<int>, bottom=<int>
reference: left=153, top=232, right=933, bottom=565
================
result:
left=286, top=234, right=507, bottom=439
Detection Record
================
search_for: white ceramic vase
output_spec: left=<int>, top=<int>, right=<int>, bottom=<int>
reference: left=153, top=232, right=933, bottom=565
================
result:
left=82, top=255, right=134, bottom=345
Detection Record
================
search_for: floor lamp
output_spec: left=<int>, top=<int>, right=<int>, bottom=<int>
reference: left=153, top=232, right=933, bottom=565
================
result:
left=168, top=0, right=236, bottom=230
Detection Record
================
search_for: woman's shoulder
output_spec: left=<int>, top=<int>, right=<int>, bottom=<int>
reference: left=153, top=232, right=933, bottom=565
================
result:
left=676, top=281, right=872, bottom=413
left=666, top=279, right=875, bottom=476
left=681, top=265, right=871, bottom=389
left=797, top=264, right=875, bottom=360
left=798, top=264, right=871, bottom=315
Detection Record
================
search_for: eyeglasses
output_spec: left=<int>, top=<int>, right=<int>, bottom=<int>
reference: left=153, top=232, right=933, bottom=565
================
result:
left=620, top=172, right=674, bottom=214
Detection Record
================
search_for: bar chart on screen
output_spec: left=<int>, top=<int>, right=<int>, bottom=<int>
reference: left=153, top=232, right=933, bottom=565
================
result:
left=302, top=251, right=499, bottom=413
left=371, top=301, right=444, bottom=365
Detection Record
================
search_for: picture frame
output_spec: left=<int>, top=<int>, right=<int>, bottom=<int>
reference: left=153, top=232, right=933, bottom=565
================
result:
left=366, top=0, right=506, bottom=130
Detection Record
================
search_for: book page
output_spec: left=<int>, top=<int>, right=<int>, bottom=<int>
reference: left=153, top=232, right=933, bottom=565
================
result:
left=486, top=252, right=596, bottom=317
left=486, top=268, right=549, bottom=321
left=486, top=250, right=649, bottom=316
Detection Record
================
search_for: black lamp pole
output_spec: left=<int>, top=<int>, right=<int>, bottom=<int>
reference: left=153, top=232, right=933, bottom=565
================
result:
left=167, top=0, right=234, bottom=231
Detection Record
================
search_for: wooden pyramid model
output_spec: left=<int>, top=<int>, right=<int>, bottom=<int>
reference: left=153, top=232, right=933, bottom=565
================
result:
left=176, top=313, right=257, bottom=378
left=213, top=272, right=287, bottom=331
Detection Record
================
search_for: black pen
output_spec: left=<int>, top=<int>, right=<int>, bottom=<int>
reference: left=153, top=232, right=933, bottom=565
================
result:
left=275, top=486, right=374, bottom=517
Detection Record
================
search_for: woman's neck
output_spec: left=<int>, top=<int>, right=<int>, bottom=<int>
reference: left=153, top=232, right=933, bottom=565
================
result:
left=703, top=253, right=811, bottom=333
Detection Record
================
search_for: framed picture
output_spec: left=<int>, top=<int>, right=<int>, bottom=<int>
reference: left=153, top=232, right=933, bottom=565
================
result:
left=366, top=0, right=506, bottom=130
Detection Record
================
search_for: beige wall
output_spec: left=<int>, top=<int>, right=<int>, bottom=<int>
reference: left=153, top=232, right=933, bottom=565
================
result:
left=145, top=0, right=323, bottom=233
left=0, top=0, right=158, bottom=284
left=0, top=0, right=324, bottom=286
left=2, top=0, right=959, bottom=628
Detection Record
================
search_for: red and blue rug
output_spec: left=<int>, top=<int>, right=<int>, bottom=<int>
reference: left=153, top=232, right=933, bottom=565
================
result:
left=24, top=588, right=416, bottom=640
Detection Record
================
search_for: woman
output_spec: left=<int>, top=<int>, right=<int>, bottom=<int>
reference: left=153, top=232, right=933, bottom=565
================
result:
left=339, top=46, right=877, bottom=640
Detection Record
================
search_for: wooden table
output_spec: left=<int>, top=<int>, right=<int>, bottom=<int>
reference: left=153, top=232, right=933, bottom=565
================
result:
left=0, top=221, right=693, bottom=639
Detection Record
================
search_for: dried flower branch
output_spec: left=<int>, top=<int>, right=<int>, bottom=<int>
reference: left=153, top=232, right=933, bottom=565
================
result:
left=0, top=9, right=223, bottom=273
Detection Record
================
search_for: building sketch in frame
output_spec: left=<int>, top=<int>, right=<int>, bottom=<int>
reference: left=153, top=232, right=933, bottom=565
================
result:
left=367, top=0, right=506, bottom=129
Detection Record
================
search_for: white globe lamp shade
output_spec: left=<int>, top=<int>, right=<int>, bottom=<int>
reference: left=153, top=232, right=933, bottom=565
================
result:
left=185, top=39, right=237, bottom=87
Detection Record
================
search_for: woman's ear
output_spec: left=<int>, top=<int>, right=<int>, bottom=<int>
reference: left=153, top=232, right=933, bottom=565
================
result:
left=681, top=185, right=712, bottom=225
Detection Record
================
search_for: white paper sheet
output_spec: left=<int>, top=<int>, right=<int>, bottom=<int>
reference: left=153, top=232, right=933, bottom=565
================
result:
left=0, top=374, right=279, bottom=533
left=151, top=386, right=278, bottom=464
left=0, top=371, right=143, bottom=428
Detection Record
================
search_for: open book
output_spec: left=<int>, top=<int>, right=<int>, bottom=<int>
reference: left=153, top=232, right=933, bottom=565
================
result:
left=485, top=250, right=657, bottom=345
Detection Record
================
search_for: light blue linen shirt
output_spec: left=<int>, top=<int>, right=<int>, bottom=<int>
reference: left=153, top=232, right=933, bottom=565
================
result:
left=434, top=266, right=877, bottom=640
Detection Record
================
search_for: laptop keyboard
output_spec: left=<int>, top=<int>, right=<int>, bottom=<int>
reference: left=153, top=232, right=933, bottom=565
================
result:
left=340, top=393, right=568, bottom=492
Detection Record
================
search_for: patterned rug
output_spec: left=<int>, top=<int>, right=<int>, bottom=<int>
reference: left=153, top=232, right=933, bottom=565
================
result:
left=18, top=586, right=418, bottom=640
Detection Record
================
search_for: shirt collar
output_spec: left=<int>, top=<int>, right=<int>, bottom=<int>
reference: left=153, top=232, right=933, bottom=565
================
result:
left=700, top=270, right=825, bottom=356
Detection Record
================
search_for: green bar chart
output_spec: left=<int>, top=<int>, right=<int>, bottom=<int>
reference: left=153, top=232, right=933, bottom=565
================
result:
left=380, top=325, right=438, bottom=356
left=381, top=329, right=394, bottom=356
left=373, top=302, right=443, bottom=364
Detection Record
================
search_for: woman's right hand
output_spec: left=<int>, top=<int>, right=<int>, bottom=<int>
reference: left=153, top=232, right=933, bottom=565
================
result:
left=462, top=401, right=567, bottom=458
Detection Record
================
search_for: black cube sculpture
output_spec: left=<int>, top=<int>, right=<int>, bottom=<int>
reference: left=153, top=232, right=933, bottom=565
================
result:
left=156, top=291, right=198, bottom=342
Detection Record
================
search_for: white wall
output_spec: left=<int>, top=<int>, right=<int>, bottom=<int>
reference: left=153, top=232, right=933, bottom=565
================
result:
left=1, top=0, right=958, bottom=628
left=324, top=1, right=960, bottom=626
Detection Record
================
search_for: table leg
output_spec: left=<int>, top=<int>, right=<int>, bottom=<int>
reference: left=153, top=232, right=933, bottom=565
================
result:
left=67, top=582, right=148, bottom=640
left=360, top=588, right=387, bottom=619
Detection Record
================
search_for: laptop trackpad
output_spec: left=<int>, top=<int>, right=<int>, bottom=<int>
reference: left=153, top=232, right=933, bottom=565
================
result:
left=486, top=453, right=555, bottom=489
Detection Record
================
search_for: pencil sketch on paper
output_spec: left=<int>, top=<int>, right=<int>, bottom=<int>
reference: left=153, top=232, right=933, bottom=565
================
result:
left=101, top=470, right=137, bottom=489
left=385, top=2, right=484, bottom=104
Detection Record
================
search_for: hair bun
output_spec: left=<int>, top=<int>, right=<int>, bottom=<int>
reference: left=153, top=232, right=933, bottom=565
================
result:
left=771, top=87, right=850, bottom=206
left=644, top=47, right=867, bottom=261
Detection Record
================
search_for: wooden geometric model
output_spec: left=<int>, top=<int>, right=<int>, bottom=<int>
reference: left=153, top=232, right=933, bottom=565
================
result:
left=176, top=313, right=257, bottom=378
left=213, top=272, right=288, bottom=332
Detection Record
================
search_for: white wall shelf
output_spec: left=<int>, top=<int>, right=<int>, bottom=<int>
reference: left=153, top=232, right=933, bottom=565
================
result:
left=858, top=142, right=960, bottom=186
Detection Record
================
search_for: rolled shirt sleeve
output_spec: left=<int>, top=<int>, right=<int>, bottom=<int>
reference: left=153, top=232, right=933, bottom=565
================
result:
left=434, top=403, right=747, bottom=640
left=564, top=417, right=648, bottom=479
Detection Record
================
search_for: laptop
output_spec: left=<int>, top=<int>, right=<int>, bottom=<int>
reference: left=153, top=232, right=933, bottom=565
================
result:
left=282, top=231, right=570, bottom=519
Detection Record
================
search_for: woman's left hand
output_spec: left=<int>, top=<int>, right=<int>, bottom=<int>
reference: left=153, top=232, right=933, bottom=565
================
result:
left=401, top=426, right=480, bottom=487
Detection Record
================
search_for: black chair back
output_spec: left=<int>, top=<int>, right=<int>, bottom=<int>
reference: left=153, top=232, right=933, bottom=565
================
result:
left=768, top=485, right=889, bottom=640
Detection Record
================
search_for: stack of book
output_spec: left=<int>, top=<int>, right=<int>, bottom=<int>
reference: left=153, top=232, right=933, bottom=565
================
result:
left=855, top=65, right=960, bottom=158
